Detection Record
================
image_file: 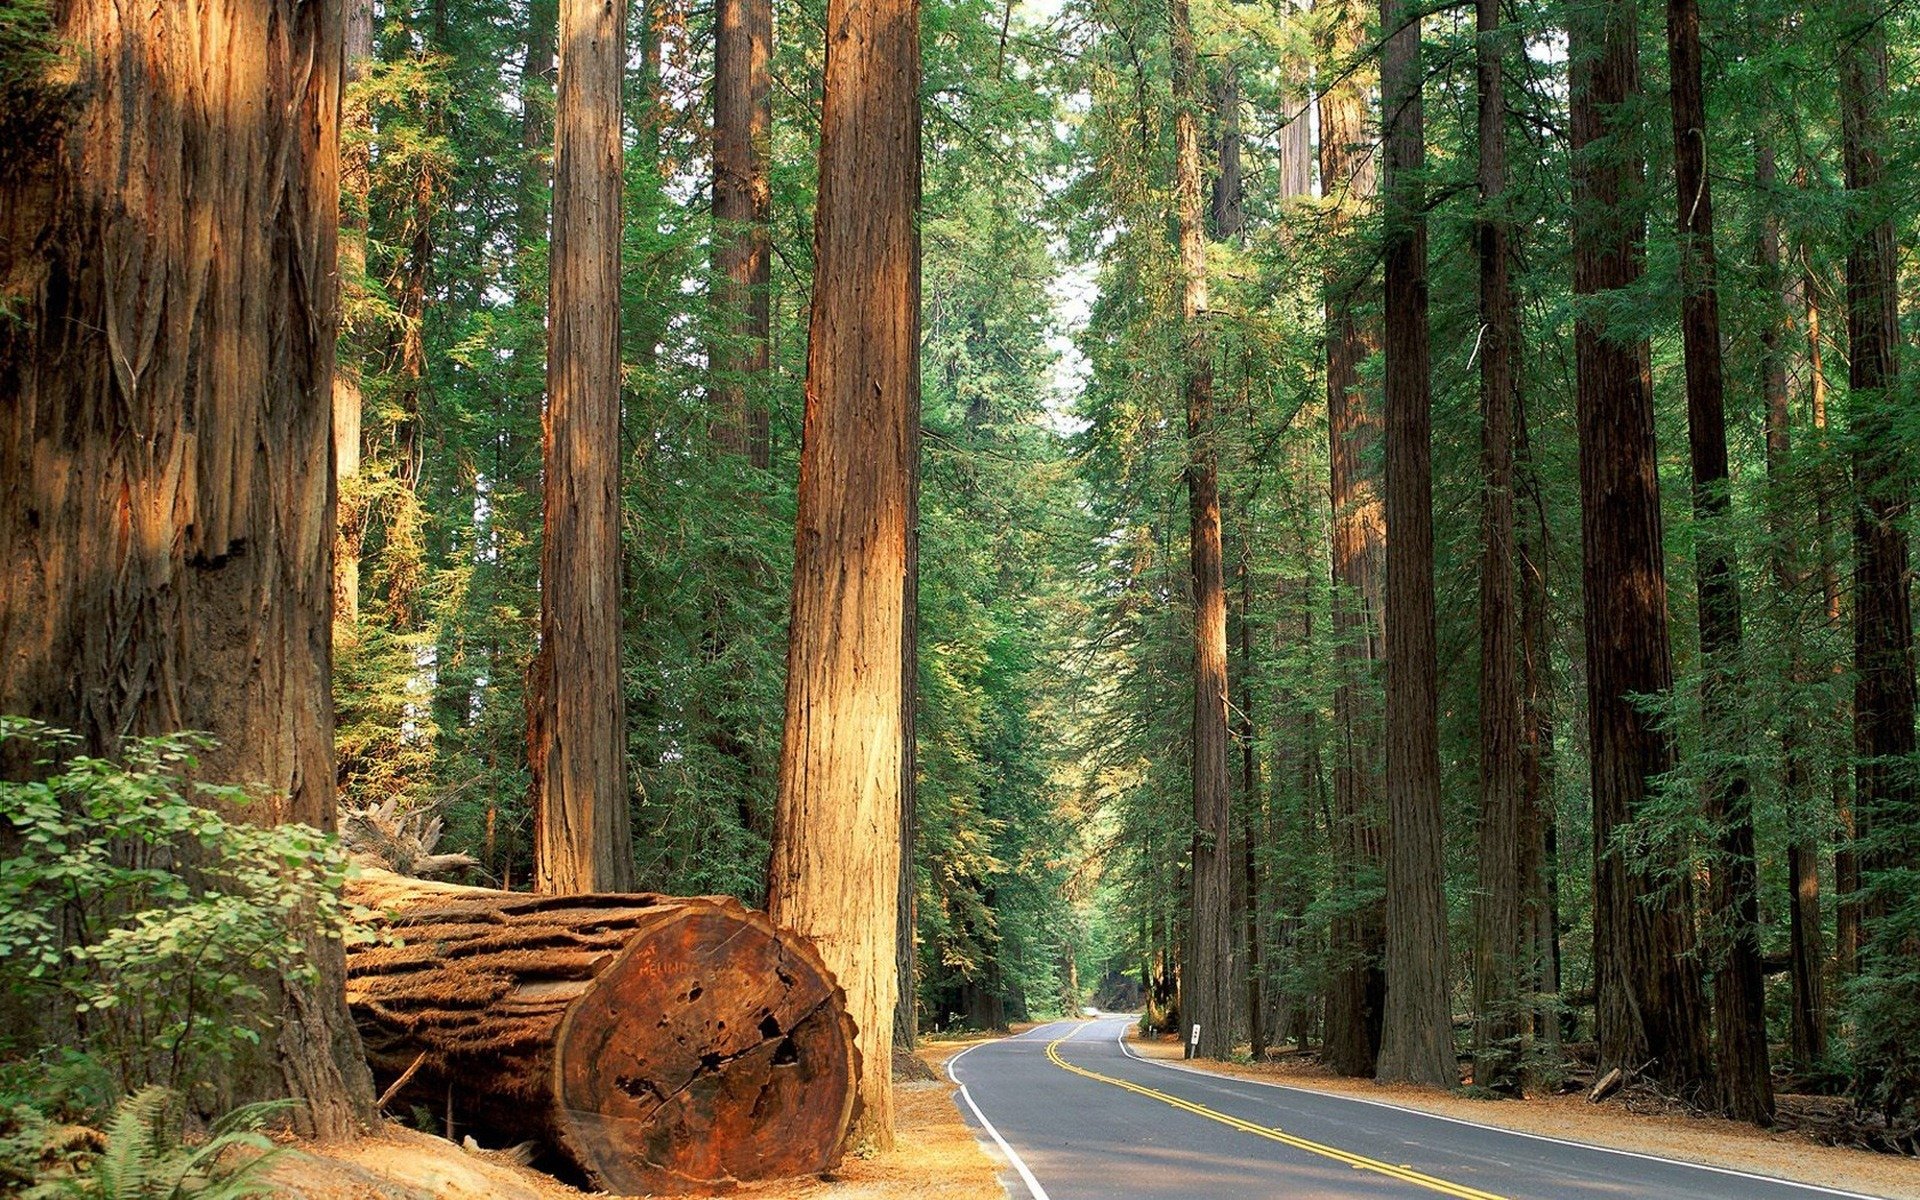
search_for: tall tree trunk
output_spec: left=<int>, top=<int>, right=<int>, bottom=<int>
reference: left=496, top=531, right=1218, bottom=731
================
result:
left=1376, top=0, right=1451, bottom=1089
left=334, top=0, right=374, bottom=632
left=703, top=0, right=776, bottom=883
left=896, top=342, right=923, bottom=1055
left=1172, top=0, right=1233, bottom=1063
left=767, top=0, right=920, bottom=1145
left=521, top=0, right=557, bottom=256
left=1568, top=0, right=1714, bottom=1100
left=531, top=0, right=636, bottom=895
left=1277, top=9, right=1313, bottom=204
left=711, top=0, right=772, bottom=463
left=1515, top=386, right=1561, bottom=1076
left=1472, top=0, right=1524, bottom=1094
left=1840, top=0, right=1915, bottom=952
left=1758, top=148, right=1829, bottom=1075
left=1317, top=0, right=1386, bottom=1078
left=1231, top=370, right=1263, bottom=1061
left=1807, top=270, right=1859, bottom=983
left=0, top=0, right=373, bottom=1135
left=1666, top=0, right=1771, bottom=1123
left=1209, top=60, right=1243, bottom=240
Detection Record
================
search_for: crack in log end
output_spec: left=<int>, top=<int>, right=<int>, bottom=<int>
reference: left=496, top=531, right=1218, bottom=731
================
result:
left=758, top=1014, right=782, bottom=1040
left=615, top=1074, right=668, bottom=1104
left=773, top=1037, right=799, bottom=1067
left=700, top=1052, right=724, bottom=1072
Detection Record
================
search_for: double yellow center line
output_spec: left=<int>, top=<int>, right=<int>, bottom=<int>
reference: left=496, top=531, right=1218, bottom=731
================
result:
left=1043, top=1031, right=1509, bottom=1200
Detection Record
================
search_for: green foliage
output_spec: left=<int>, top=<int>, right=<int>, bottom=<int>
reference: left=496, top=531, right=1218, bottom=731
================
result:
left=24, top=1088, right=285, bottom=1200
left=0, top=719, right=367, bottom=1104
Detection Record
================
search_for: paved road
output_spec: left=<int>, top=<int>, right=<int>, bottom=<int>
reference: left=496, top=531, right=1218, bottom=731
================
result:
left=947, top=1016, right=1887, bottom=1200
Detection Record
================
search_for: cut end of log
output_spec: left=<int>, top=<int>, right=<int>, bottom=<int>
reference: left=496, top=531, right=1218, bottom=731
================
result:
left=345, top=871, right=857, bottom=1195
left=553, top=903, right=857, bottom=1194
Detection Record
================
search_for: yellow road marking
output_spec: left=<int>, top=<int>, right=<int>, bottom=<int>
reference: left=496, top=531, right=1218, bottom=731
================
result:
left=1044, top=1033, right=1509, bottom=1200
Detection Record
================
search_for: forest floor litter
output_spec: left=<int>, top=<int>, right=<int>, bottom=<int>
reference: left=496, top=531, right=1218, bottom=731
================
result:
left=1130, top=1031, right=1920, bottom=1199
left=271, top=1035, right=1007, bottom=1200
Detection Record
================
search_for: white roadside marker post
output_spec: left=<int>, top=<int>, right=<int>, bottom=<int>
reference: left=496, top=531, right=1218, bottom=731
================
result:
left=1187, top=1024, right=1200, bottom=1060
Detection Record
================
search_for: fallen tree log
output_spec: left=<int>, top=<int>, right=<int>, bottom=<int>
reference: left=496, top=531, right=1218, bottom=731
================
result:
left=343, top=869, right=858, bottom=1195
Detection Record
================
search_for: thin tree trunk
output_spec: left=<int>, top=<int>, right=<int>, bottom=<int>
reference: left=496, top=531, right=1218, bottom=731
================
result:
left=711, top=0, right=772, bottom=463
left=1667, top=0, right=1771, bottom=1123
left=334, top=0, right=374, bottom=633
left=1172, top=0, right=1233, bottom=1063
left=0, top=0, right=374, bottom=1134
left=1758, top=148, right=1829, bottom=1074
left=1569, top=0, right=1714, bottom=1101
left=1516, top=385, right=1561, bottom=1077
left=1209, top=61, right=1244, bottom=240
left=767, top=0, right=920, bottom=1144
left=532, top=0, right=636, bottom=895
left=1807, top=273, right=1859, bottom=983
left=1317, top=0, right=1386, bottom=1078
left=1840, top=0, right=1916, bottom=957
left=1473, top=0, right=1524, bottom=1094
left=1277, top=10, right=1313, bottom=204
left=896, top=331, right=923, bottom=1055
left=1376, top=0, right=1452, bottom=1089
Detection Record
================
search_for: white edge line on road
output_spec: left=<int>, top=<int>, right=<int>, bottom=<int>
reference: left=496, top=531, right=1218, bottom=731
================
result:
left=946, top=1021, right=1074, bottom=1200
left=1106, top=1020, right=1889, bottom=1200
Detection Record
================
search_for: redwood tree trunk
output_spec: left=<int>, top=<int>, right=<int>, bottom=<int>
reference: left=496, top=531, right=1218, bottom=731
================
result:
left=1376, top=0, right=1451, bottom=1089
left=1516, top=391, right=1561, bottom=1075
left=1473, top=0, right=1525, bottom=1094
left=1569, top=0, right=1713, bottom=1101
left=711, top=0, right=772, bottom=463
left=532, top=0, right=635, bottom=895
left=1666, top=0, right=1771, bottom=1124
left=1173, top=0, right=1232, bottom=1063
left=1757, top=147, right=1828, bottom=1073
left=0, top=0, right=372, bottom=1136
left=1317, top=0, right=1386, bottom=1078
left=1840, top=0, right=1915, bottom=956
left=767, top=0, right=920, bottom=1144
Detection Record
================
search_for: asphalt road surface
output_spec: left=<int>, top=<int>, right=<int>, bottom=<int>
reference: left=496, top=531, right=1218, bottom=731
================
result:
left=947, top=1016, right=1888, bottom=1200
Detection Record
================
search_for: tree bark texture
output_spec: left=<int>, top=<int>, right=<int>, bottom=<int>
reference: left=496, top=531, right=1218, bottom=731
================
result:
left=1317, top=0, right=1386, bottom=1078
left=768, top=0, right=919, bottom=1145
left=1569, top=0, right=1714, bottom=1100
left=532, top=0, right=636, bottom=895
left=1376, top=0, right=1452, bottom=1089
left=1172, top=0, right=1233, bottom=1064
left=1666, top=0, right=1771, bottom=1123
left=0, top=0, right=373, bottom=1136
left=1840, top=0, right=1915, bottom=943
left=710, top=0, right=772, bottom=465
left=1473, top=0, right=1525, bottom=1094
left=345, top=870, right=856, bottom=1193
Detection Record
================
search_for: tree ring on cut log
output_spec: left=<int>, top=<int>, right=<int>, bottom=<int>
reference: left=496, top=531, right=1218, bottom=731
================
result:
left=553, top=905, right=857, bottom=1193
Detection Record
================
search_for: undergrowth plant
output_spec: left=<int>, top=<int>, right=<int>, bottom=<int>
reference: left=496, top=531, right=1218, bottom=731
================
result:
left=25, top=1088, right=285, bottom=1200
left=0, top=718, right=371, bottom=1107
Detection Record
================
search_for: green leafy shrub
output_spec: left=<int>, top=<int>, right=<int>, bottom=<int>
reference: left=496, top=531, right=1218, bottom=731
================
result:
left=25, top=1087, right=285, bottom=1200
left=0, top=718, right=369, bottom=1106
